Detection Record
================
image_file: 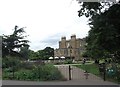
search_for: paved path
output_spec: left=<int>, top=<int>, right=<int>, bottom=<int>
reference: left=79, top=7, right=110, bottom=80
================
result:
left=54, top=64, right=102, bottom=80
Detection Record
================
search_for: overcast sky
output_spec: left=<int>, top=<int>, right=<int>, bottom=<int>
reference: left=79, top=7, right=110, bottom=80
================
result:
left=0, top=0, right=90, bottom=51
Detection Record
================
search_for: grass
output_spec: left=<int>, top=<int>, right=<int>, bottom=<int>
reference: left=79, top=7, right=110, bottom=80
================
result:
left=74, top=64, right=100, bottom=76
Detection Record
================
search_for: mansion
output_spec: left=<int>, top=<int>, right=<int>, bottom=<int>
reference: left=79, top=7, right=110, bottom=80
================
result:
left=54, top=35, right=86, bottom=60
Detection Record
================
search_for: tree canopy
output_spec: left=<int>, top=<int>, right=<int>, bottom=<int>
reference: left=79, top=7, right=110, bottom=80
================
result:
left=77, top=1, right=120, bottom=62
left=2, top=25, right=29, bottom=57
left=29, top=47, right=54, bottom=60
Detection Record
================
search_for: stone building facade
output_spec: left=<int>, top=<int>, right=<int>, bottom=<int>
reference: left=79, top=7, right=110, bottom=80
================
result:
left=54, top=35, right=86, bottom=60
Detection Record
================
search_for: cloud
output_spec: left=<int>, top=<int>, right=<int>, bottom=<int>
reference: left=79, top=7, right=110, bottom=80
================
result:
left=0, top=0, right=90, bottom=51
left=39, top=32, right=66, bottom=49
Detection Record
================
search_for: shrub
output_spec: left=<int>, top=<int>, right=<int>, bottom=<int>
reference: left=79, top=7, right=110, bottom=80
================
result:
left=2, top=56, right=21, bottom=71
left=64, top=60, right=73, bottom=64
left=3, top=64, right=65, bottom=81
left=14, top=69, right=34, bottom=81
left=32, top=64, right=64, bottom=81
left=2, top=69, right=10, bottom=80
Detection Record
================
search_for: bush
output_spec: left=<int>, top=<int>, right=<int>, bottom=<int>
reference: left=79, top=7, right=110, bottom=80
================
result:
left=14, top=69, right=34, bottom=80
left=32, top=64, right=64, bottom=81
left=2, top=56, right=21, bottom=71
left=64, top=60, right=73, bottom=64
left=3, top=64, right=65, bottom=81
left=2, top=69, right=10, bottom=80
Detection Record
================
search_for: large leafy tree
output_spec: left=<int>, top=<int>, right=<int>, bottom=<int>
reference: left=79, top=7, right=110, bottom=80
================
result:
left=2, top=25, right=29, bottom=57
left=29, top=47, right=54, bottom=60
left=29, top=50, right=40, bottom=60
left=42, top=47, right=54, bottom=60
left=77, top=1, right=120, bottom=62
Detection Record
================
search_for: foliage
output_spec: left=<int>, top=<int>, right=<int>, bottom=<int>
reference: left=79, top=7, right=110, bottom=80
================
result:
left=2, top=56, right=22, bottom=79
left=77, top=1, right=114, bottom=18
left=3, top=64, right=65, bottom=81
left=2, top=25, right=29, bottom=57
left=88, top=3, right=120, bottom=61
left=19, top=46, right=30, bottom=60
left=82, top=51, right=89, bottom=58
left=28, top=50, right=38, bottom=60
left=39, top=47, right=54, bottom=60
left=106, top=63, right=120, bottom=83
left=77, top=1, right=120, bottom=62
left=14, top=69, right=34, bottom=80
left=2, top=69, right=11, bottom=80
left=64, top=59, right=73, bottom=64
left=2, top=56, right=21, bottom=70
left=32, top=64, right=64, bottom=81
left=29, top=47, right=54, bottom=60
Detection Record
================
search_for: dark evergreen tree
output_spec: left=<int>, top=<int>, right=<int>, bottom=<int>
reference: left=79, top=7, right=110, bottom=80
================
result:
left=2, top=25, right=29, bottom=57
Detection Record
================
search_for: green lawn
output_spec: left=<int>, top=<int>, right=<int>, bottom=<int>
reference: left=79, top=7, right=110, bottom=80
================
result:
left=74, top=64, right=100, bottom=76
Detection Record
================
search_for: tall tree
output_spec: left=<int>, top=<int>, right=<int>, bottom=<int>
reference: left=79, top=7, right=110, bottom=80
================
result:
left=77, top=1, right=120, bottom=62
left=2, top=25, right=29, bottom=57
left=29, top=47, right=54, bottom=60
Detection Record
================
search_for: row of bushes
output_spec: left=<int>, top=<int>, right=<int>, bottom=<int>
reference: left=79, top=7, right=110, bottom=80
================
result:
left=3, top=64, right=66, bottom=81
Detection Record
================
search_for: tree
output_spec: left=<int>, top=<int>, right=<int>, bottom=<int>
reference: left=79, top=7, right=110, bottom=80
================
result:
left=28, top=47, right=54, bottom=60
left=27, top=50, right=38, bottom=60
left=2, top=25, right=29, bottom=57
left=2, top=26, right=29, bottom=79
left=77, top=2, right=114, bottom=18
left=37, top=50, right=45, bottom=60
left=77, top=1, right=120, bottom=62
left=19, top=45, right=30, bottom=60
left=37, top=47, right=54, bottom=60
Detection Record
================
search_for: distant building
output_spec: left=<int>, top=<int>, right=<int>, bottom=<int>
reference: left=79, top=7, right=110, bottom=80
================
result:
left=54, top=35, right=86, bottom=60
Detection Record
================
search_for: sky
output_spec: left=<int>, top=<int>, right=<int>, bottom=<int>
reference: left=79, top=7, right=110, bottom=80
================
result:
left=0, top=0, right=90, bottom=51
